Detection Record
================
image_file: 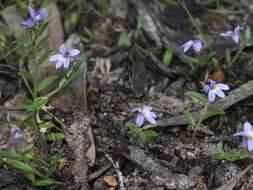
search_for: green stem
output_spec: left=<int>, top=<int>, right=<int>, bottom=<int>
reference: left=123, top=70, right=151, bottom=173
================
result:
left=194, top=103, right=209, bottom=137
left=177, top=0, right=213, bottom=52
left=21, top=75, right=35, bottom=99
left=227, top=43, right=245, bottom=69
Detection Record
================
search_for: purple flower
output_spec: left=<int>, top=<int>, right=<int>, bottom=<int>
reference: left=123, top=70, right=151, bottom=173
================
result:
left=181, top=39, right=202, bottom=53
left=220, top=26, right=242, bottom=44
left=21, top=5, right=46, bottom=27
left=132, top=106, right=157, bottom=127
left=8, top=126, right=23, bottom=143
left=234, top=121, right=253, bottom=151
left=49, top=44, right=80, bottom=69
left=203, top=79, right=229, bottom=102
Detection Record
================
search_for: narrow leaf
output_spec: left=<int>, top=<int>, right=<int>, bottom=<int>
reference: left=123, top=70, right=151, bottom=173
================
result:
left=117, top=32, right=129, bottom=47
left=182, top=111, right=196, bottom=125
left=47, top=132, right=65, bottom=141
left=184, top=91, right=208, bottom=103
left=163, top=48, right=173, bottom=65
left=203, top=109, right=225, bottom=120
left=36, top=50, right=53, bottom=66
left=24, top=172, right=35, bottom=182
left=37, top=75, right=58, bottom=92
left=27, top=97, right=48, bottom=112
left=142, top=130, right=159, bottom=139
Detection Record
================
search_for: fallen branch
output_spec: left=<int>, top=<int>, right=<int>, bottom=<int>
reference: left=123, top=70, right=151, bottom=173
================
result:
left=156, top=80, right=253, bottom=127
left=215, top=164, right=252, bottom=190
left=105, top=153, right=125, bottom=190
left=112, top=137, right=195, bottom=189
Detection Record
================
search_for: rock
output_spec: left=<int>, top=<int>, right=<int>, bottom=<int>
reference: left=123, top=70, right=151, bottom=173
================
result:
left=0, top=5, right=24, bottom=37
left=189, top=166, right=203, bottom=181
left=0, top=169, right=16, bottom=187
left=108, top=0, right=128, bottom=20
left=213, top=162, right=241, bottom=187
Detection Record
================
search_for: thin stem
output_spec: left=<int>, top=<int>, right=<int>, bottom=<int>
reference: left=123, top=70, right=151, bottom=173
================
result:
left=227, top=43, right=245, bottom=69
left=21, top=75, right=35, bottom=99
left=193, top=103, right=209, bottom=137
left=176, top=0, right=213, bottom=52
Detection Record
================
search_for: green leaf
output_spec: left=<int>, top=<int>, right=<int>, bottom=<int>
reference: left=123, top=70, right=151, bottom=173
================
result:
left=117, top=32, right=129, bottom=47
left=182, top=111, right=196, bottom=125
left=244, top=25, right=251, bottom=43
left=47, top=132, right=65, bottom=141
left=32, top=179, right=56, bottom=186
left=184, top=91, right=208, bottom=103
left=127, top=122, right=142, bottom=139
left=163, top=48, right=173, bottom=65
left=37, top=75, right=58, bottom=92
left=27, top=97, right=48, bottom=112
left=6, top=159, right=35, bottom=172
left=0, top=149, right=23, bottom=160
left=37, top=21, right=49, bottom=36
left=36, top=50, right=53, bottom=66
left=39, top=122, right=54, bottom=129
left=213, top=149, right=250, bottom=161
left=137, top=10, right=144, bottom=31
left=19, top=98, right=33, bottom=106
left=142, top=130, right=159, bottom=139
left=203, top=109, right=225, bottom=120
left=225, top=48, right=231, bottom=65
left=35, top=35, right=49, bottom=51
left=24, top=172, right=35, bottom=182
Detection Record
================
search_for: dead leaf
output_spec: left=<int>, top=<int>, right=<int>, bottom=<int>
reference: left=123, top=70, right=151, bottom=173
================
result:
left=212, top=65, right=224, bottom=82
left=104, top=175, right=118, bottom=187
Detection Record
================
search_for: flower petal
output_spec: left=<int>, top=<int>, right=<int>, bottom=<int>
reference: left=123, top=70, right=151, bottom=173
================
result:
left=203, top=85, right=210, bottom=94
left=132, top=108, right=141, bottom=112
left=192, top=40, right=202, bottom=52
left=63, top=57, right=70, bottom=68
left=149, top=111, right=157, bottom=118
left=146, top=115, right=157, bottom=124
left=181, top=40, right=193, bottom=53
left=247, top=139, right=253, bottom=151
left=55, top=59, right=64, bottom=69
left=220, top=31, right=233, bottom=37
left=216, top=84, right=229, bottom=90
left=215, top=89, right=225, bottom=98
left=21, top=18, right=34, bottom=27
left=68, top=49, right=80, bottom=57
left=59, top=44, right=66, bottom=54
left=244, top=121, right=252, bottom=132
left=49, top=54, right=62, bottom=62
left=143, top=106, right=153, bottom=111
left=136, top=114, right=144, bottom=127
left=35, top=8, right=46, bottom=21
left=231, top=32, right=239, bottom=44
left=28, top=5, right=35, bottom=18
left=233, top=131, right=246, bottom=136
left=234, top=26, right=242, bottom=35
left=208, top=91, right=216, bottom=102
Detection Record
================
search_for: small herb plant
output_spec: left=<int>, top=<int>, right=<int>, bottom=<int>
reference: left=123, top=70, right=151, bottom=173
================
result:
left=0, top=4, right=85, bottom=186
left=183, top=79, right=229, bottom=136
left=129, top=106, right=159, bottom=143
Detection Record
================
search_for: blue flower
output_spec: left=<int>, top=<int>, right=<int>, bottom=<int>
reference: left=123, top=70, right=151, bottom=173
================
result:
left=132, top=106, right=157, bottom=127
left=49, top=44, right=80, bottom=69
left=234, top=121, right=253, bottom=151
left=203, top=79, right=229, bottom=102
left=220, top=26, right=242, bottom=44
left=21, top=5, right=46, bottom=27
left=181, top=39, right=202, bottom=53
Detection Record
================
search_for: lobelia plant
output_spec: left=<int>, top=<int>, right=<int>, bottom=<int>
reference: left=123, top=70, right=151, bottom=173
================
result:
left=222, top=25, right=251, bottom=69
left=0, top=4, right=86, bottom=187
left=128, top=106, right=158, bottom=143
left=183, top=79, right=229, bottom=137
left=214, top=121, right=253, bottom=161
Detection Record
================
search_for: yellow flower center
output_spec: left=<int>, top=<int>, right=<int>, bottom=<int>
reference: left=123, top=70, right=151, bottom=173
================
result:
left=247, top=133, right=253, bottom=139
